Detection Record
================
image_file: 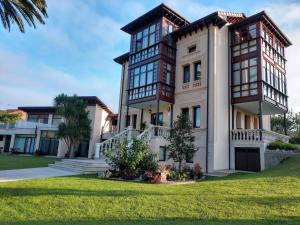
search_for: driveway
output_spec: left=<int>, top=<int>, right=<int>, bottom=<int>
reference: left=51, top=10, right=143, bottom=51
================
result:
left=0, top=167, right=79, bottom=182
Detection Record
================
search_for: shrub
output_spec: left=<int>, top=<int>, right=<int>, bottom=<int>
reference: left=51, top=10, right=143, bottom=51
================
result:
left=289, top=132, right=300, bottom=144
left=104, top=138, right=158, bottom=180
left=34, top=150, right=41, bottom=157
left=144, top=165, right=170, bottom=183
left=192, top=163, right=203, bottom=179
left=267, top=140, right=299, bottom=151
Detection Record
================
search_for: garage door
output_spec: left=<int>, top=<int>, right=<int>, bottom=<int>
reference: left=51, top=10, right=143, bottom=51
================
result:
left=235, top=148, right=261, bottom=172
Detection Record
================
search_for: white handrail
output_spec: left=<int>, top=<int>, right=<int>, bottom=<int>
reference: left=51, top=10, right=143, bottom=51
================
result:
left=94, top=127, right=131, bottom=159
left=95, top=125, right=171, bottom=159
left=231, top=129, right=289, bottom=143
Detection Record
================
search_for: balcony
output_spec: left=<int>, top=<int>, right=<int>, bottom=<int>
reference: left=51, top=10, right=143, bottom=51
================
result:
left=0, top=121, right=58, bottom=130
left=231, top=129, right=289, bottom=143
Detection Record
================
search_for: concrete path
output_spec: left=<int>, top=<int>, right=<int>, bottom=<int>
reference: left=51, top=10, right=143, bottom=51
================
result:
left=0, top=167, right=80, bottom=182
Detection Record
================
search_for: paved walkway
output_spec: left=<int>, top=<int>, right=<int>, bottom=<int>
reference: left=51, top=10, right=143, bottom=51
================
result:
left=0, top=167, right=80, bottom=182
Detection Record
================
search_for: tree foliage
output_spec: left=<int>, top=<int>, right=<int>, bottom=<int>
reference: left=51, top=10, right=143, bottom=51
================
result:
left=167, top=113, right=196, bottom=172
left=271, top=111, right=300, bottom=135
left=0, top=0, right=48, bottom=33
left=54, top=94, right=91, bottom=158
left=0, top=111, right=21, bottom=123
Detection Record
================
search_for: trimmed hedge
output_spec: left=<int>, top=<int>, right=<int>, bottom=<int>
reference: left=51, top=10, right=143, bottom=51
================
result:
left=267, top=140, right=299, bottom=151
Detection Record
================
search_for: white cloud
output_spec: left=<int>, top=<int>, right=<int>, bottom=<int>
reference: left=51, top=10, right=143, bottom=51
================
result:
left=0, top=50, right=119, bottom=111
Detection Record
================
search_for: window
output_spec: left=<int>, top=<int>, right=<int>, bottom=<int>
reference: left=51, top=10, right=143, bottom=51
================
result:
left=232, top=57, right=257, bottom=98
left=132, top=114, right=137, bottom=129
left=194, top=62, right=201, bottom=81
left=183, top=65, right=190, bottom=83
left=126, top=115, right=131, bottom=127
left=193, top=106, right=201, bottom=128
left=128, top=61, right=159, bottom=100
left=164, top=63, right=172, bottom=85
left=188, top=45, right=196, bottom=53
left=132, top=23, right=159, bottom=53
left=181, top=108, right=189, bottom=120
left=151, top=112, right=163, bottom=125
left=233, top=23, right=257, bottom=44
left=159, top=146, right=166, bottom=161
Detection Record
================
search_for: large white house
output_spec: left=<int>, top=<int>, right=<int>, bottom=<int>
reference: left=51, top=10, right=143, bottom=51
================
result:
left=0, top=96, right=117, bottom=158
left=96, top=4, right=291, bottom=173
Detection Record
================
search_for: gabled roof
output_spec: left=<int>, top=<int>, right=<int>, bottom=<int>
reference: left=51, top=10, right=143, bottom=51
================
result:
left=121, top=3, right=190, bottom=34
left=114, top=52, right=129, bottom=65
left=18, top=106, right=56, bottom=113
left=230, top=11, right=292, bottom=46
left=79, top=96, right=114, bottom=115
left=171, top=11, right=245, bottom=40
left=18, top=96, right=115, bottom=115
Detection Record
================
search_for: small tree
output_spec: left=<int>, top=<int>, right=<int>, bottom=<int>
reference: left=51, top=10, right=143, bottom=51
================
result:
left=54, top=94, right=91, bottom=158
left=0, top=111, right=21, bottom=123
left=167, top=113, right=196, bottom=172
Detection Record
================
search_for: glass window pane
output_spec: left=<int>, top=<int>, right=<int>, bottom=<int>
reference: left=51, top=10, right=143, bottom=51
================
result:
left=250, top=58, right=257, bottom=66
left=250, top=66, right=257, bottom=82
left=241, top=60, right=248, bottom=68
left=183, top=65, right=190, bottom=83
left=159, top=147, right=166, bottom=161
left=149, top=24, right=155, bottom=33
left=194, top=106, right=201, bottom=128
left=149, top=33, right=155, bottom=46
left=147, top=70, right=153, bottom=84
left=134, top=75, right=139, bottom=88
left=233, top=62, right=240, bottom=70
left=233, top=71, right=240, bottom=85
left=140, top=72, right=146, bottom=86
left=242, top=69, right=248, bottom=83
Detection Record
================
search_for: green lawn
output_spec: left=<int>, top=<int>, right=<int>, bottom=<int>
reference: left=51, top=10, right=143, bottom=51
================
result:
left=0, top=155, right=60, bottom=170
left=0, top=156, right=299, bottom=225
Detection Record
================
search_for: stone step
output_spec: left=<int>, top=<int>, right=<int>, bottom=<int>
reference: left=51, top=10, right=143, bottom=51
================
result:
left=48, top=159, right=110, bottom=174
left=54, top=161, right=108, bottom=168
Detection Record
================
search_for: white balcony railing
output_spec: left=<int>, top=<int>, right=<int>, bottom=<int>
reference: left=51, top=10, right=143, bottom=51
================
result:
left=0, top=121, right=58, bottom=130
left=231, top=129, right=289, bottom=143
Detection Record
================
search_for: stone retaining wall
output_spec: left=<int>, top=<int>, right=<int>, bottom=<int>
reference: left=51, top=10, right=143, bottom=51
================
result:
left=264, top=150, right=297, bottom=170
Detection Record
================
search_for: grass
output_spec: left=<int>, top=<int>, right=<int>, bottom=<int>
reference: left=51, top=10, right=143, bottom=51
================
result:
left=0, top=156, right=299, bottom=225
left=0, top=155, right=60, bottom=170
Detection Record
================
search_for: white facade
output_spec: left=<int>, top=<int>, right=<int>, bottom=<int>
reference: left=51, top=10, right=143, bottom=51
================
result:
left=0, top=97, right=116, bottom=158
left=110, top=5, right=291, bottom=173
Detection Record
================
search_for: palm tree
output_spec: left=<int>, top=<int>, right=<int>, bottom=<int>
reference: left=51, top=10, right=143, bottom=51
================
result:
left=0, top=0, right=48, bottom=33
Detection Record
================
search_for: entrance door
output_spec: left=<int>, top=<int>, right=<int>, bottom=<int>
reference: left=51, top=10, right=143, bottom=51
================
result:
left=235, top=148, right=260, bottom=172
left=4, top=136, right=11, bottom=152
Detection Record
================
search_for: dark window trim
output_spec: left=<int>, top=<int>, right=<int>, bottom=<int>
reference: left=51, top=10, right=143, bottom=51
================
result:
left=183, top=65, right=190, bottom=83
left=159, top=146, right=167, bottom=161
left=194, top=61, right=201, bottom=81
left=188, top=45, right=196, bottom=53
left=132, top=114, right=137, bottom=129
left=193, top=105, right=201, bottom=128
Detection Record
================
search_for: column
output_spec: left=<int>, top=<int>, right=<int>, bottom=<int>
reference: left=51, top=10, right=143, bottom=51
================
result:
left=9, top=134, right=15, bottom=152
left=48, top=114, right=53, bottom=125
left=258, top=101, right=263, bottom=140
left=140, top=109, right=144, bottom=130
left=170, top=104, right=173, bottom=128
left=284, top=113, right=287, bottom=135
left=156, top=99, right=160, bottom=126
left=34, top=130, right=41, bottom=151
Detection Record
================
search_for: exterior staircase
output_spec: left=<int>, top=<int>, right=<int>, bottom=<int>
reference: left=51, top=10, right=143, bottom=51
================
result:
left=94, top=125, right=170, bottom=159
left=48, top=158, right=109, bottom=174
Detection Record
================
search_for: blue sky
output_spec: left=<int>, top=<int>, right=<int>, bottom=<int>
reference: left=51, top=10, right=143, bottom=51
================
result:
left=0, top=0, right=299, bottom=112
